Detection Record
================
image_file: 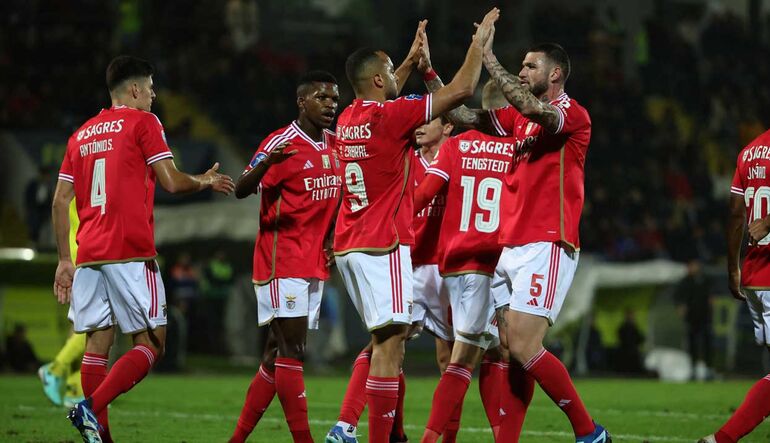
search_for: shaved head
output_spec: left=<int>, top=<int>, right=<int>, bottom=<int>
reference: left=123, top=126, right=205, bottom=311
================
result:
left=345, top=47, right=390, bottom=94
left=482, top=79, right=508, bottom=110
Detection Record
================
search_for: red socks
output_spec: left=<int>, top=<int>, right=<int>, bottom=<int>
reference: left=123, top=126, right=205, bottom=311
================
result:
left=443, top=401, right=464, bottom=443
left=275, top=358, right=312, bottom=443
left=524, top=349, right=594, bottom=437
left=366, top=375, right=400, bottom=443
left=498, top=363, right=535, bottom=442
left=390, top=370, right=407, bottom=440
left=479, top=358, right=502, bottom=434
left=230, top=365, right=277, bottom=443
left=715, top=375, right=770, bottom=443
left=89, top=345, right=156, bottom=414
left=339, top=351, right=370, bottom=425
left=82, top=353, right=111, bottom=443
left=423, top=364, right=472, bottom=441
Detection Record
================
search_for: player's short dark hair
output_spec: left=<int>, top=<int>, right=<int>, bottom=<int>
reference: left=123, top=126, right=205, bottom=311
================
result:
left=297, top=70, right=338, bottom=96
left=528, top=43, right=570, bottom=82
left=106, top=55, right=154, bottom=92
left=345, top=47, right=383, bottom=89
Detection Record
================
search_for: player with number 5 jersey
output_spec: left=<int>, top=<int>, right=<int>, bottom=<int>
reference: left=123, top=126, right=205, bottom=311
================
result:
left=53, top=55, right=234, bottom=443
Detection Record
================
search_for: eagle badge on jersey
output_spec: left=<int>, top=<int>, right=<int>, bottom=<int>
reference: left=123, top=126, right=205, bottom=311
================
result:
left=322, top=154, right=331, bottom=169
left=459, top=140, right=471, bottom=153
left=285, top=295, right=296, bottom=310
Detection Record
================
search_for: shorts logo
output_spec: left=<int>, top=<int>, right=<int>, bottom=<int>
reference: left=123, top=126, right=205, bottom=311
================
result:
left=322, top=154, right=331, bottom=169
left=162, top=304, right=168, bottom=317
left=459, top=140, right=471, bottom=153
left=285, top=295, right=296, bottom=310
left=408, top=301, right=413, bottom=315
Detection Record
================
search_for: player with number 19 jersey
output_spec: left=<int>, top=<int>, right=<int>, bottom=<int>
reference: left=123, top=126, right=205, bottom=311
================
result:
left=58, top=105, right=173, bottom=267
left=426, top=130, right=509, bottom=276
left=730, top=130, right=770, bottom=288
left=333, top=94, right=433, bottom=254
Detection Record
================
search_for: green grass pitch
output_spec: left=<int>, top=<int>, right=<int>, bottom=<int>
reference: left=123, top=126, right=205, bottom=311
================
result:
left=2, top=374, right=770, bottom=442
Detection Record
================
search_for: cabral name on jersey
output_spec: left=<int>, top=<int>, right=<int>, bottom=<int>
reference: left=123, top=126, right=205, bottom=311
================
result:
left=79, top=139, right=114, bottom=157
left=304, top=174, right=340, bottom=201
left=743, top=145, right=770, bottom=162
left=77, top=119, right=125, bottom=142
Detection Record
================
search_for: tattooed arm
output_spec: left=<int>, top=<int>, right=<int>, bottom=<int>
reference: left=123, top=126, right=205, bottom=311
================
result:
left=483, top=52, right=562, bottom=133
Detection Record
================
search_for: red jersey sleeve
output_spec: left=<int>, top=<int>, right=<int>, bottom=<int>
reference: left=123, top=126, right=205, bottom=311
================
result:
left=59, top=141, right=74, bottom=183
left=382, top=94, right=433, bottom=141
left=136, top=113, right=174, bottom=165
left=426, top=138, right=455, bottom=182
left=244, top=132, right=294, bottom=190
left=731, top=166, right=745, bottom=196
left=488, top=106, right=521, bottom=136
left=551, top=97, right=590, bottom=135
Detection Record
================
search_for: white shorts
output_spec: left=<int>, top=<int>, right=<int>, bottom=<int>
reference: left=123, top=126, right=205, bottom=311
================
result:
left=68, top=260, right=167, bottom=334
left=336, top=245, right=413, bottom=331
left=254, top=278, right=324, bottom=330
left=491, top=242, right=579, bottom=325
left=445, top=274, right=498, bottom=350
left=413, top=264, right=452, bottom=341
left=745, top=289, right=770, bottom=345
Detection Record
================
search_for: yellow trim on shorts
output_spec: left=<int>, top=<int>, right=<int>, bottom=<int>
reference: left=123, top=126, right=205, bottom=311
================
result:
left=77, top=255, right=157, bottom=268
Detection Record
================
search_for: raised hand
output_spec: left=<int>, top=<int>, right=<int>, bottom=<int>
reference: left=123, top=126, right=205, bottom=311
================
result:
left=266, top=141, right=298, bottom=166
left=407, top=20, right=428, bottom=66
left=54, top=260, right=75, bottom=304
left=417, top=22, right=432, bottom=74
left=204, top=162, right=236, bottom=195
left=473, top=7, right=500, bottom=48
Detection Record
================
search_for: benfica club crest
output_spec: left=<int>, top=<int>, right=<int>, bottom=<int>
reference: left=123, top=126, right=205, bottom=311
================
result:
left=285, top=295, right=297, bottom=310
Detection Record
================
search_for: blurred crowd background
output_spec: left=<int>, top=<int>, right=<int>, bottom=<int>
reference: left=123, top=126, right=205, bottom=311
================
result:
left=2, top=0, right=769, bottom=380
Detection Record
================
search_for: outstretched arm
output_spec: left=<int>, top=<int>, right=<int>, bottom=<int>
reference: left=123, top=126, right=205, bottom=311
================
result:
left=418, top=20, right=499, bottom=134
left=727, top=193, right=746, bottom=301
left=428, top=8, right=499, bottom=118
left=483, top=51, right=561, bottom=133
left=153, top=159, right=235, bottom=195
left=235, top=142, right=296, bottom=198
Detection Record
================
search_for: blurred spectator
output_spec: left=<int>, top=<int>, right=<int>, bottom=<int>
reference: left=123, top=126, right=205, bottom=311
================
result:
left=201, top=250, right=234, bottom=353
left=585, top=315, right=606, bottom=371
left=24, top=166, right=53, bottom=246
left=616, top=309, right=645, bottom=373
left=675, top=259, right=715, bottom=380
left=4, top=324, right=41, bottom=372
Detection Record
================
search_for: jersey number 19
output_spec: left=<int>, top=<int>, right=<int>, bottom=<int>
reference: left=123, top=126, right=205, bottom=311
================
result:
left=459, top=176, right=502, bottom=233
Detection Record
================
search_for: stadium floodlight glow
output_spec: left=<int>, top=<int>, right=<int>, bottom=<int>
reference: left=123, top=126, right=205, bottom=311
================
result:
left=0, top=247, right=36, bottom=261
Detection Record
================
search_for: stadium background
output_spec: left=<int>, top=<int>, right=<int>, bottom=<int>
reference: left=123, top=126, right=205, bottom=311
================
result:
left=2, top=0, right=770, bottom=441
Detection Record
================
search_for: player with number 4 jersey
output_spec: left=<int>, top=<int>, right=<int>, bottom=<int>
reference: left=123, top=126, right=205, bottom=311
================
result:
left=53, top=56, right=233, bottom=443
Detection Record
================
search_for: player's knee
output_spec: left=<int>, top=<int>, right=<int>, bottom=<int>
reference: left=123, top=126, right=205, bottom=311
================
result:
left=507, top=336, right=539, bottom=366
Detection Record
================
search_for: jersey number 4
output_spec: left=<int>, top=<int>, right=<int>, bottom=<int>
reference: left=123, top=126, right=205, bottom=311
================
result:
left=91, top=158, right=107, bottom=215
left=459, top=176, right=502, bottom=233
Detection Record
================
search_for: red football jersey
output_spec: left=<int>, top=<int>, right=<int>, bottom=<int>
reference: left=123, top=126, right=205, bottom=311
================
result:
left=244, top=122, right=340, bottom=283
left=58, top=105, right=173, bottom=266
left=489, top=93, right=591, bottom=249
left=333, top=95, right=433, bottom=254
left=427, top=130, right=508, bottom=275
left=731, top=129, right=770, bottom=288
left=411, top=149, right=446, bottom=266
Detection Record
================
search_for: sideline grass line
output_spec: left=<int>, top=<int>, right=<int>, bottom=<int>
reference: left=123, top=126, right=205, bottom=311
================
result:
left=17, top=404, right=696, bottom=442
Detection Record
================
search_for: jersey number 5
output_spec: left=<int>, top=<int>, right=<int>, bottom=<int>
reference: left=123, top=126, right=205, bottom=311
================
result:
left=91, top=158, right=107, bottom=215
left=745, top=186, right=770, bottom=245
left=345, top=162, right=369, bottom=212
left=459, top=176, right=502, bottom=233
